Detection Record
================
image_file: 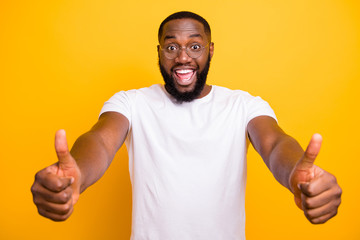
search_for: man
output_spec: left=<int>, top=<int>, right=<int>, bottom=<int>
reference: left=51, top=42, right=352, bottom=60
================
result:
left=31, top=11, right=342, bottom=239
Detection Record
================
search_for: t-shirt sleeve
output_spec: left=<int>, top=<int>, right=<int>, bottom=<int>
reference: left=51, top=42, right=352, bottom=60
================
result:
left=245, top=95, right=277, bottom=125
left=99, top=91, right=132, bottom=124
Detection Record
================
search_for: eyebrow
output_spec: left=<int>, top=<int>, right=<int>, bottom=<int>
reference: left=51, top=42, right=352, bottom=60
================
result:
left=163, top=33, right=204, bottom=41
left=189, top=33, right=203, bottom=38
left=164, top=35, right=176, bottom=40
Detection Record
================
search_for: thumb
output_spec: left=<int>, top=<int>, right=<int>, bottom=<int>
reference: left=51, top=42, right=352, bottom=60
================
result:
left=298, top=133, right=322, bottom=170
left=55, top=129, right=76, bottom=169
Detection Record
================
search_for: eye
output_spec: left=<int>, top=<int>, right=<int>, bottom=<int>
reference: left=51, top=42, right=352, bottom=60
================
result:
left=190, top=44, right=202, bottom=51
left=166, top=45, right=178, bottom=52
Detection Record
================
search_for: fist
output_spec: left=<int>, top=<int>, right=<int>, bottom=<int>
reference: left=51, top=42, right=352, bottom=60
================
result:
left=31, top=130, right=81, bottom=221
left=290, top=134, right=342, bottom=224
left=298, top=168, right=342, bottom=224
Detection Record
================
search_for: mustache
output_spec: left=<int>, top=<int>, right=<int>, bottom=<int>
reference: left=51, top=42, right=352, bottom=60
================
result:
left=171, top=64, right=198, bottom=72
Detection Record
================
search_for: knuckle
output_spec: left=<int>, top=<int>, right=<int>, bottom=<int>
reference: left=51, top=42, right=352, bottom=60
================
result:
left=329, top=174, right=337, bottom=184
left=59, top=187, right=74, bottom=203
left=309, top=218, right=317, bottom=224
left=32, top=190, right=44, bottom=206
left=303, top=198, right=312, bottom=209
left=57, top=208, right=73, bottom=222
left=60, top=203, right=72, bottom=214
left=54, top=180, right=64, bottom=192
left=64, top=190, right=73, bottom=202
left=310, top=218, right=324, bottom=224
left=53, top=213, right=68, bottom=222
left=305, top=149, right=318, bottom=159
left=305, top=186, right=314, bottom=196
left=55, top=217, right=67, bottom=222
left=336, top=186, right=343, bottom=197
left=337, top=198, right=342, bottom=207
left=333, top=210, right=338, bottom=218
left=34, top=169, right=47, bottom=181
left=306, top=211, right=316, bottom=219
left=33, top=196, right=42, bottom=206
left=34, top=172, right=41, bottom=181
left=332, top=198, right=341, bottom=210
left=38, top=208, right=46, bottom=217
left=50, top=215, right=65, bottom=222
left=303, top=210, right=310, bottom=219
left=30, top=184, right=37, bottom=194
left=37, top=205, right=70, bottom=222
left=62, top=213, right=72, bottom=221
left=38, top=208, right=53, bottom=220
left=309, top=214, right=328, bottom=224
left=332, top=209, right=338, bottom=217
left=59, top=192, right=69, bottom=203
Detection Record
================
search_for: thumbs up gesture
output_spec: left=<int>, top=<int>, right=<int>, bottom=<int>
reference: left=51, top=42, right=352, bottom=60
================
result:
left=289, top=134, right=342, bottom=224
left=31, top=130, right=81, bottom=221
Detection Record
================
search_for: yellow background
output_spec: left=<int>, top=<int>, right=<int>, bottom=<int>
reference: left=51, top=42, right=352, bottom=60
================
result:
left=1, top=0, right=359, bottom=239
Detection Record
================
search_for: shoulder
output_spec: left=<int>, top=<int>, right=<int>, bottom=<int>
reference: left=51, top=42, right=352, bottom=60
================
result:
left=136, top=84, right=166, bottom=99
left=212, top=85, right=262, bottom=103
left=109, top=84, right=165, bottom=101
left=100, top=84, right=167, bottom=122
left=212, top=85, right=276, bottom=121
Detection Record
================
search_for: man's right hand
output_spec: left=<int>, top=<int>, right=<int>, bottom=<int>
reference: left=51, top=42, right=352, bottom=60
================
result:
left=31, top=129, right=81, bottom=221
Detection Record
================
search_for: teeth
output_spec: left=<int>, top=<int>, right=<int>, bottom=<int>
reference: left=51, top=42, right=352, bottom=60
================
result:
left=175, top=69, right=193, bottom=74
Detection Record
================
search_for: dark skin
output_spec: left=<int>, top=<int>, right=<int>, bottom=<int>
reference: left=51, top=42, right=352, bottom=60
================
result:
left=31, top=18, right=341, bottom=223
left=157, top=19, right=214, bottom=97
left=248, top=116, right=342, bottom=223
left=31, top=113, right=129, bottom=221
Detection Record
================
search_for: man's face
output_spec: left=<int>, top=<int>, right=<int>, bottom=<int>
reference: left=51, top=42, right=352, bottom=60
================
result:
left=158, top=18, right=214, bottom=102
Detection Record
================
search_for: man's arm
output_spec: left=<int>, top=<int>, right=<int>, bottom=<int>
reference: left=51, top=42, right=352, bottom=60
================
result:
left=31, top=112, right=129, bottom=221
left=247, top=116, right=342, bottom=224
left=70, top=112, right=129, bottom=193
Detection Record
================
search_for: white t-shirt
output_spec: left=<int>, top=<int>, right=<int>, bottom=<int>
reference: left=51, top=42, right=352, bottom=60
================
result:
left=100, top=84, right=276, bottom=240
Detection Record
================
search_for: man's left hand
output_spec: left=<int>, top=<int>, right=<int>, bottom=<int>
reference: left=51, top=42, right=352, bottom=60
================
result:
left=289, top=134, right=342, bottom=224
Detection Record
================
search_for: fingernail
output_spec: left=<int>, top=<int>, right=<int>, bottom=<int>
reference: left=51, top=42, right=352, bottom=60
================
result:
left=70, top=177, right=74, bottom=184
left=297, top=183, right=301, bottom=189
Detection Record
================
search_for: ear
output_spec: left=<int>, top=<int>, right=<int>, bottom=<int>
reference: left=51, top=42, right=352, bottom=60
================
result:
left=209, top=42, right=214, bottom=59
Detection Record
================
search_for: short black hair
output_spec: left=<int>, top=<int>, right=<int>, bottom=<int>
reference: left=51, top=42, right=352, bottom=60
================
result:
left=158, top=11, right=211, bottom=42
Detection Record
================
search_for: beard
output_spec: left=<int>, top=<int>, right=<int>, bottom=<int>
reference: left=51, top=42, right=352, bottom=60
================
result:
left=159, top=55, right=211, bottom=103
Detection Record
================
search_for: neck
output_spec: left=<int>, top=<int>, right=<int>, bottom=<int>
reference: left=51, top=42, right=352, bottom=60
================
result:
left=197, top=84, right=212, bottom=99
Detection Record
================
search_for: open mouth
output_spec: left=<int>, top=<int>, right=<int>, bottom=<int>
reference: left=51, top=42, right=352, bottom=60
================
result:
left=173, top=69, right=196, bottom=86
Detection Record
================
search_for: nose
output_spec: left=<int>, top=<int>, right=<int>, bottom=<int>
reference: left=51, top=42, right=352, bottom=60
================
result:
left=175, top=47, right=192, bottom=64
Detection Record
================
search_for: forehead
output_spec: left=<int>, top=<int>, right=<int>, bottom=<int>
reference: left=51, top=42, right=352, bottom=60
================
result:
left=160, top=18, right=207, bottom=43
